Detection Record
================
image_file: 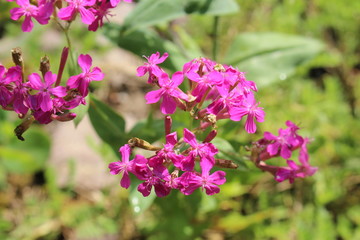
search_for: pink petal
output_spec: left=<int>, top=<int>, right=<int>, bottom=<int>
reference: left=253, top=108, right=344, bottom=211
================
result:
left=51, top=86, right=67, bottom=97
left=209, top=171, right=226, bottom=185
left=245, top=114, right=256, bottom=133
left=160, top=94, right=176, bottom=114
left=89, top=67, right=104, bottom=81
left=183, top=128, right=197, bottom=147
left=10, top=8, right=24, bottom=20
left=39, top=92, right=53, bottom=112
left=108, top=162, right=122, bottom=175
left=120, top=172, right=131, bottom=189
left=28, top=73, right=43, bottom=90
left=78, top=54, right=92, bottom=72
left=57, top=6, right=75, bottom=21
left=204, top=184, right=220, bottom=195
left=136, top=66, right=147, bottom=77
left=44, top=71, right=56, bottom=87
left=66, top=75, right=80, bottom=89
left=22, top=15, right=34, bottom=32
left=171, top=71, right=184, bottom=87
left=119, top=144, right=131, bottom=163
left=145, top=89, right=164, bottom=104
left=79, top=7, right=95, bottom=25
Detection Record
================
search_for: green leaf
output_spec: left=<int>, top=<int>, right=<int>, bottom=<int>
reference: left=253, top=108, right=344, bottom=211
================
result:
left=122, top=0, right=239, bottom=31
left=0, top=127, right=50, bottom=174
left=103, top=24, right=188, bottom=71
left=211, top=137, right=248, bottom=170
left=88, top=94, right=126, bottom=152
left=129, top=178, right=156, bottom=215
left=72, top=95, right=90, bottom=127
left=224, top=32, right=324, bottom=86
left=185, top=0, right=239, bottom=16
left=123, top=0, right=185, bottom=30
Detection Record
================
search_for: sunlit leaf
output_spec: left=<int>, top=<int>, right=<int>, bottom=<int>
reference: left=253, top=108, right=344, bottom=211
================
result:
left=88, top=94, right=127, bottom=152
left=224, top=32, right=324, bottom=86
left=103, top=24, right=187, bottom=71
left=122, top=0, right=239, bottom=31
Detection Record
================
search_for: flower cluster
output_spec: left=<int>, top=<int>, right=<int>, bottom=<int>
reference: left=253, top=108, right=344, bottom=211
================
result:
left=8, top=0, right=132, bottom=32
left=0, top=47, right=103, bottom=139
left=109, top=52, right=317, bottom=197
left=109, top=117, right=227, bottom=197
left=252, top=121, right=318, bottom=183
left=138, top=52, right=265, bottom=134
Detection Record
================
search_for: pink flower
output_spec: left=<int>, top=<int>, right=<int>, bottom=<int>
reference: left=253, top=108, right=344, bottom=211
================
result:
left=145, top=71, right=188, bottom=114
left=179, top=165, right=226, bottom=195
left=137, top=165, right=172, bottom=197
left=58, top=0, right=96, bottom=25
left=67, top=54, right=104, bottom=96
left=88, top=1, right=113, bottom=32
left=108, top=144, right=135, bottom=189
left=0, top=66, right=13, bottom=108
left=10, top=0, right=53, bottom=32
left=229, top=93, right=265, bottom=133
left=183, top=128, right=218, bottom=171
left=29, top=71, right=67, bottom=112
left=137, top=52, right=168, bottom=83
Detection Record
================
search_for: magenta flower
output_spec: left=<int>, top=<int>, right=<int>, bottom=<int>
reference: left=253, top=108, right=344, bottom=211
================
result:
left=137, top=165, right=172, bottom=197
left=88, top=1, right=113, bottom=32
left=67, top=54, right=104, bottom=96
left=229, top=93, right=265, bottom=133
left=263, top=121, right=303, bottom=159
left=29, top=71, right=67, bottom=112
left=183, top=128, right=218, bottom=171
left=137, top=52, right=168, bottom=83
left=145, top=71, right=188, bottom=114
left=10, top=0, right=53, bottom=32
left=179, top=165, right=226, bottom=195
left=0, top=66, right=13, bottom=108
left=108, top=144, right=134, bottom=189
left=58, top=0, right=96, bottom=25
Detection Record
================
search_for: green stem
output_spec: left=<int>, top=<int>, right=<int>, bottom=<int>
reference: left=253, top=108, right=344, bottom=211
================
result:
left=212, top=16, right=220, bottom=61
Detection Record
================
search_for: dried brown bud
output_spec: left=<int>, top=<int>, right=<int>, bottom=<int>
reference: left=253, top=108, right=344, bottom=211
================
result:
left=11, top=47, right=23, bottom=68
left=40, top=55, right=50, bottom=78
left=128, top=137, right=161, bottom=151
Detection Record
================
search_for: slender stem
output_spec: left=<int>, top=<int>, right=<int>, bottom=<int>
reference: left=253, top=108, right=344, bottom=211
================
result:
left=212, top=16, right=220, bottom=61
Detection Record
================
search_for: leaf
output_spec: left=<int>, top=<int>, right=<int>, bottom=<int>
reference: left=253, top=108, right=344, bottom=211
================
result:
left=88, top=94, right=127, bottom=152
left=185, top=0, right=240, bottom=16
left=0, top=127, right=50, bottom=174
left=129, top=178, right=156, bottom=215
left=123, top=0, right=185, bottom=30
left=103, top=24, right=188, bottom=71
left=122, top=0, right=239, bottom=31
left=211, top=137, right=248, bottom=170
left=224, top=32, right=324, bottom=86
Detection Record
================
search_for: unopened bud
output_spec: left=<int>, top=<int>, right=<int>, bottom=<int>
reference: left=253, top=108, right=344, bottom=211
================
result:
left=165, top=115, right=172, bottom=135
left=51, top=112, right=76, bottom=122
left=203, top=129, right=217, bottom=143
left=40, top=55, right=50, bottom=78
left=128, top=137, right=161, bottom=151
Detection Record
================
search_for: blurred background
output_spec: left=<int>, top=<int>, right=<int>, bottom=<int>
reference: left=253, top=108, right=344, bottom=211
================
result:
left=0, top=0, right=360, bottom=239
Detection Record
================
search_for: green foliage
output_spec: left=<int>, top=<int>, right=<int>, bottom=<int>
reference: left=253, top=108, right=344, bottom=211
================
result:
left=224, top=32, right=324, bottom=86
left=88, top=94, right=127, bottom=152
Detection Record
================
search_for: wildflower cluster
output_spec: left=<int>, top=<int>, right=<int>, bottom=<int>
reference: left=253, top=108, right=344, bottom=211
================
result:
left=138, top=52, right=265, bottom=134
left=109, top=52, right=318, bottom=197
left=109, top=52, right=265, bottom=197
left=0, top=47, right=103, bottom=140
left=8, top=0, right=132, bottom=32
left=251, top=121, right=318, bottom=183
